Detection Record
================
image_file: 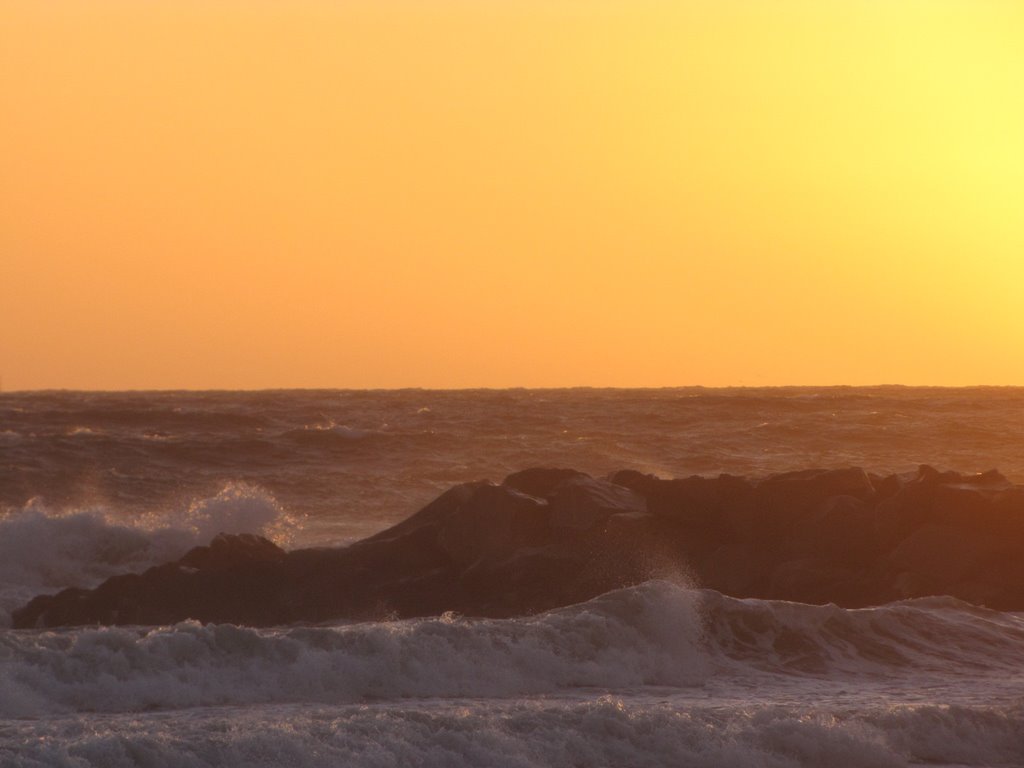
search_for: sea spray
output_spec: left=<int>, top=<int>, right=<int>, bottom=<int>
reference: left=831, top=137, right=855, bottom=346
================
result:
left=5, top=388, right=1024, bottom=767
left=0, top=582, right=708, bottom=717
left=5, top=583, right=1024, bottom=719
left=0, top=485, right=298, bottom=625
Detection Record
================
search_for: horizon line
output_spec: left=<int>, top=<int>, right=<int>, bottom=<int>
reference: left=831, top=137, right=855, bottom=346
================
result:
left=5, top=383, right=1024, bottom=395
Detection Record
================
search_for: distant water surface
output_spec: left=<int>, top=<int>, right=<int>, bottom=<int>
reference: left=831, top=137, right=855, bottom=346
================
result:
left=3, top=386, right=1022, bottom=544
left=2, top=387, right=1024, bottom=767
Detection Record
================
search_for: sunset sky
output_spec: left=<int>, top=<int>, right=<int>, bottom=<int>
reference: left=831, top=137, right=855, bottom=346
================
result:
left=2, top=1, right=1022, bottom=390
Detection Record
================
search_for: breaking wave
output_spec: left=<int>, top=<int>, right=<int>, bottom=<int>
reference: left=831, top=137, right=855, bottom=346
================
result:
left=4, top=582, right=1024, bottom=718
left=0, top=485, right=298, bottom=625
left=4, top=697, right=1024, bottom=768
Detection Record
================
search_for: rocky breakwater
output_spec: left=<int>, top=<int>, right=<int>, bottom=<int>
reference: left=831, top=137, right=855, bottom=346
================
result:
left=13, top=465, right=1024, bottom=628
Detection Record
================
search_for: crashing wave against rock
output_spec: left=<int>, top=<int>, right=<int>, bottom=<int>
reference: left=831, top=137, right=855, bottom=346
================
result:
left=12, top=465, right=1024, bottom=628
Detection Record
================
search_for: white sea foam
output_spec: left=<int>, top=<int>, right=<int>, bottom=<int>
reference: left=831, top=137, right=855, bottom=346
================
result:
left=3, top=583, right=1024, bottom=765
left=0, top=583, right=707, bottom=718
left=179, top=482, right=298, bottom=545
left=4, top=583, right=1024, bottom=721
left=5, top=388, right=1024, bottom=766
left=282, top=422, right=379, bottom=443
left=0, top=484, right=298, bottom=626
left=702, top=590, right=1024, bottom=678
left=2, top=697, right=1023, bottom=768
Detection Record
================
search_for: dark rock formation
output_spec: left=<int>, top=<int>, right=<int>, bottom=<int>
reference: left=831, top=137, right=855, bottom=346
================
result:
left=13, top=465, right=1024, bottom=628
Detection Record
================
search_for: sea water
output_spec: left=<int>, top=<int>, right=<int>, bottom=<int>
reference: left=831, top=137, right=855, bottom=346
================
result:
left=2, top=388, right=1024, bottom=767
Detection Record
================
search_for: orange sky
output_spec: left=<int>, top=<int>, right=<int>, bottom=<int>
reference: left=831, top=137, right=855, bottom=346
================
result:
left=2, top=1, right=1023, bottom=390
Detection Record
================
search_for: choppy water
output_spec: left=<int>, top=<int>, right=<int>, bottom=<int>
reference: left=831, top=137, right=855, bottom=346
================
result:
left=2, top=387, right=1024, bottom=767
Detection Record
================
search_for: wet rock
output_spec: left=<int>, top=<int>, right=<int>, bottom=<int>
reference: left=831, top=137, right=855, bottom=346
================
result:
left=603, top=511, right=655, bottom=538
left=767, top=558, right=859, bottom=605
left=617, top=473, right=752, bottom=530
left=548, top=476, right=646, bottom=531
left=179, top=533, right=286, bottom=571
left=14, top=465, right=1024, bottom=628
left=503, top=468, right=587, bottom=499
left=758, top=467, right=875, bottom=505
left=875, top=466, right=949, bottom=549
left=751, top=468, right=875, bottom=548
left=700, top=543, right=766, bottom=597
left=889, top=524, right=1010, bottom=583
left=790, top=495, right=879, bottom=565
left=436, top=483, right=550, bottom=567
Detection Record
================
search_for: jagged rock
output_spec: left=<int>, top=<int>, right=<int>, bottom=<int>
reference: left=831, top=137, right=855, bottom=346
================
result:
left=748, top=468, right=876, bottom=550
left=962, top=557, right=1024, bottom=610
left=14, top=465, right=1024, bottom=628
left=767, top=558, right=859, bottom=605
left=503, top=468, right=587, bottom=498
left=548, top=476, right=646, bottom=531
left=612, top=472, right=752, bottom=529
left=435, top=483, right=549, bottom=567
left=875, top=466, right=954, bottom=549
left=790, top=495, right=879, bottom=565
left=11, top=534, right=291, bottom=628
left=700, top=543, right=766, bottom=597
left=758, top=467, right=875, bottom=505
left=930, top=472, right=1013, bottom=530
left=179, top=533, right=286, bottom=571
left=889, top=524, right=1010, bottom=583
left=603, top=511, right=654, bottom=538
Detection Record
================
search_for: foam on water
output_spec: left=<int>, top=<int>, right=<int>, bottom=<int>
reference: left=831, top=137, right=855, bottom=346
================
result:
left=2, top=698, right=1023, bottom=768
left=3, top=582, right=1024, bottom=721
left=703, top=590, right=1024, bottom=677
left=5, top=389, right=1024, bottom=766
left=0, top=484, right=298, bottom=625
left=0, top=583, right=707, bottom=717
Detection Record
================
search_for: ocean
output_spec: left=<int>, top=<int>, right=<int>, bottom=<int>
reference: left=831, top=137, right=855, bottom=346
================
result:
left=2, top=387, right=1024, bottom=767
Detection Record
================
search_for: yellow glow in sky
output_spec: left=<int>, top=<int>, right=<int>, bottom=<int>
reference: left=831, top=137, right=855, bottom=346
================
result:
left=2, top=1, right=1023, bottom=389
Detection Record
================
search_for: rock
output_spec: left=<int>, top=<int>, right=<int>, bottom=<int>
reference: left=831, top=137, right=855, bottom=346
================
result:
left=875, top=466, right=949, bottom=549
left=767, top=558, right=859, bottom=605
left=548, top=476, right=647, bottom=531
left=700, top=543, right=767, bottom=597
left=603, top=511, right=655, bottom=538
left=366, top=481, right=484, bottom=542
left=179, top=533, right=286, bottom=571
left=929, top=471, right=1014, bottom=531
left=869, top=471, right=902, bottom=502
left=757, top=467, right=875, bottom=506
left=435, top=483, right=550, bottom=568
left=613, top=472, right=751, bottom=557
left=619, top=473, right=751, bottom=526
left=888, top=524, right=1010, bottom=583
left=963, top=557, right=1024, bottom=610
left=893, top=569, right=946, bottom=600
left=14, top=464, right=1024, bottom=628
left=745, top=468, right=875, bottom=550
left=608, top=469, right=659, bottom=495
left=503, top=468, right=588, bottom=499
left=790, top=495, right=879, bottom=565
left=461, top=545, right=589, bottom=615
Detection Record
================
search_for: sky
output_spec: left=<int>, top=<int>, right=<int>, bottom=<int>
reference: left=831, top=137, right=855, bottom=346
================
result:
left=2, top=0, right=1023, bottom=390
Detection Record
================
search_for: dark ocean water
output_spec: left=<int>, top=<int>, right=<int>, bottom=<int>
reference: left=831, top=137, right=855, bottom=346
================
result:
left=2, top=387, right=1024, bottom=767
left=4, top=387, right=1024, bottom=543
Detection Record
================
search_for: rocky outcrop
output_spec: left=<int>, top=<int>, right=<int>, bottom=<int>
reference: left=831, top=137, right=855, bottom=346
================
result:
left=13, top=465, right=1024, bottom=628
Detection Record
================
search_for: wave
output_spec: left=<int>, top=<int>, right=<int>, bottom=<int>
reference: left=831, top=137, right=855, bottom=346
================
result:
left=278, top=422, right=439, bottom=450
left=4, top=582, right=1024, bottom=718
left=0, top=485, right=299, bottom=626
left=703, top=590, right=1024, bottom=677
left=279, top=423, right=385, bottom=447
left=3, top=698, right=1023, bottom=768
left=0, top=582, right=706, bottom=717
